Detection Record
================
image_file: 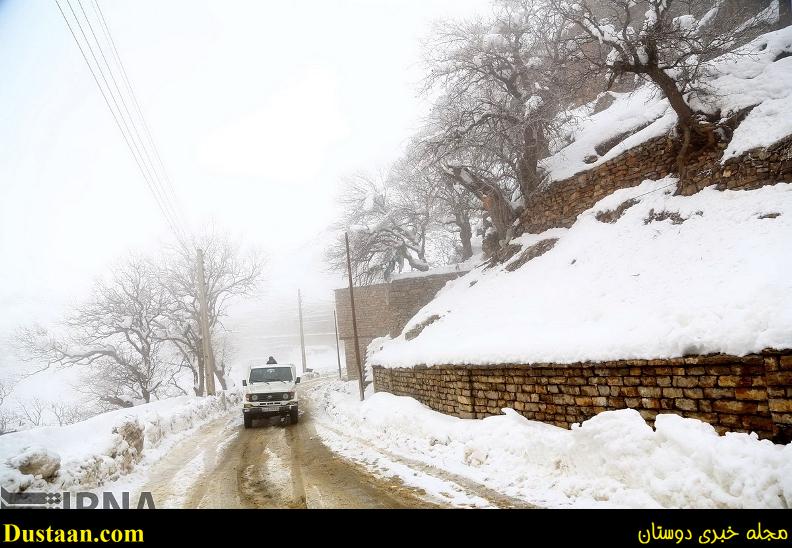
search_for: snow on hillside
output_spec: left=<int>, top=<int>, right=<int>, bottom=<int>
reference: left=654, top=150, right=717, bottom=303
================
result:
left=307, top=379, right=791, bottom=508
left=370, top=179, right=792, bottom=368
left=543, top=26, right=792, bottom=182
left=0, top=391, right=240, bottom=493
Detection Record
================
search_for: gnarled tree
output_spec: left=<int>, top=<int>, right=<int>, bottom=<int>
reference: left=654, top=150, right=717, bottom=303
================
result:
left=421, top=0, right=579, bottom=249
left=550, top=0, right=769, bottom=167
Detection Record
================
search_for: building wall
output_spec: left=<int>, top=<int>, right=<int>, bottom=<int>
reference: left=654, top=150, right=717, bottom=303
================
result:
left=373, top=352, right=792, bottom=443
left=334, top=272, right=467, bottom=379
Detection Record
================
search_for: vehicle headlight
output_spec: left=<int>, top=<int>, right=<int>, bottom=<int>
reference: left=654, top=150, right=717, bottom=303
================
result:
left=283, top=393, right=290, bottom=400
left=251, top=394, right=258, bottom=401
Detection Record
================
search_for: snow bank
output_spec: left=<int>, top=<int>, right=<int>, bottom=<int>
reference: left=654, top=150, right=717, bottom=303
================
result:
left=371, top=179, right=792, bottom=367
left=0, top=391, right=240, bottom=492
left=307, top=380, right=792, bottom=508
left=715, top=27, right=792, bottom=160
left=542, top=86, right=675, bottom=181
left=543, top=26, right=792, bottom=182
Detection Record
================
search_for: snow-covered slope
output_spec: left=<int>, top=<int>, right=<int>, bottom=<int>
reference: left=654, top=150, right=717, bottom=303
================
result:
left=542, top=26, right=792, bottom=182
left=0, top=391, right=239, bottom=492
left=370, top=179, right=792, bottom=367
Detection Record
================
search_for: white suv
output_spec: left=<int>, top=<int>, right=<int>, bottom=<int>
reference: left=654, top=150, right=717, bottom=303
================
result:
left=242, top=362, right=300, bottom=428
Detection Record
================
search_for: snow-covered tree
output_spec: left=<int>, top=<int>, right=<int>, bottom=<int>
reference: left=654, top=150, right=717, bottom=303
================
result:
left=421, top=0, right=579, bottom=247
left=551, top=0, right=768, bottom=164
left=328, top=173, right=436, bottom=284
left=394, top=145, right=482, bottom=262
left=16, top=257, right=177, bottom=408
left=159, top=234, right=261, bottom=395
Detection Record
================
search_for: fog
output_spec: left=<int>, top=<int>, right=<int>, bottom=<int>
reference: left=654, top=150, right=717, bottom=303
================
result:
left=0, top=0, right=489, bottom=377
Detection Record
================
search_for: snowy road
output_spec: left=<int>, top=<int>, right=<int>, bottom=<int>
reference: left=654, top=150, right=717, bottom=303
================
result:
left=136, top=375, right=537, bottom=508
left=138, top=376, right=439, bottom=509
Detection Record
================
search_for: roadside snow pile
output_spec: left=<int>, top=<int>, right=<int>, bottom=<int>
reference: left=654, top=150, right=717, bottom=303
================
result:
left=370, top=179, right=792, bottom=367
left=543, top=26, right=792, bottom=181
left=308, top=380, right=791, bottom=508
left=0, top=391, right=240, bottom=493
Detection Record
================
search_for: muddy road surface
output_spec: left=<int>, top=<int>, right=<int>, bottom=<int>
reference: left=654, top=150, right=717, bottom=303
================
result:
left=140, top=378, right=438, bottom=509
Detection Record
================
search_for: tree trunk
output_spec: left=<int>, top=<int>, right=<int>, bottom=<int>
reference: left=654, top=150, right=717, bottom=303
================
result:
left=517, top=124, right=547, bottom=200
left=455, top=212, right=473, bottom=261
left=443, top=166, right=516, bottom=245
left=196, top=352, right=206, bottom=396
left=648, top=66, right=696, bottom=129
left=102, top=396, right=134, bottom=409
left=214, top=369, right=227, bottom=391
left=647, top=65, right=714, bottom=170
left=780, top=0, right=792, bottom=29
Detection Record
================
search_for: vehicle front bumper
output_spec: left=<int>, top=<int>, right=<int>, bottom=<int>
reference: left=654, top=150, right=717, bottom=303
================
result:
left=243, top=401, right=297, bottom=416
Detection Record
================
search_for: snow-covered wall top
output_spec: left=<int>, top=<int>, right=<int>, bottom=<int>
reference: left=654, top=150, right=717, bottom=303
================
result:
left=369, top=179, right=792, bottom=368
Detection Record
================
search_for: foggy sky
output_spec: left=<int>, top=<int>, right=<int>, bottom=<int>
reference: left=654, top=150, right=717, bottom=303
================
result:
left=0, top=0, right=489, bottom=342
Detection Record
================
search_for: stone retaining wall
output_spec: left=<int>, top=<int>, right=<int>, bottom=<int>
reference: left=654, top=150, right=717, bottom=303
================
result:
left=372, top=351, right=792, bottom=443
left=521, top=134, right=792, bottom=235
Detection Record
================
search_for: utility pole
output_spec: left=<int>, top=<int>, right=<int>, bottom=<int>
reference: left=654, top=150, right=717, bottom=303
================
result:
left=333, top=309, right=343, bottom=380
left=297, top=289, right=307, bottom=374
left=197, top=248, right=216, bottom=396
left=344, top=233, right=365, bottom=401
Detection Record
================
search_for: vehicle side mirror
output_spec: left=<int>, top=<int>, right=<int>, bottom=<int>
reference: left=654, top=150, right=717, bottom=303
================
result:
left=242, top=379, right=247, bottom=386
left=295, top=377, right=300, bottom=384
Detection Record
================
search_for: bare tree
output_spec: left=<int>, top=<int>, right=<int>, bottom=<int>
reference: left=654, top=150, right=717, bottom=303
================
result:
left=327, top=173, right=437, bottom=284
left=550, top=0, right=767, bottom=167
left=50, top=402, right=94, bottom=426
left=160, top=234, right=262, bottom=395
left=401, top=141, right=482, bottom=262
left=18, top=397, right=47, bottom=427
left=16, top=257, right=178, bottom=408
left=0, top=379, right=20, bottom=434
left=421, top=0, right=580, bottom=247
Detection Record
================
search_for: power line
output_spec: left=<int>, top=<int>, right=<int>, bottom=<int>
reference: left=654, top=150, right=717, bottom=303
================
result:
left=74, top=0, right=181, bottom=231
left=90, top=0, right=188, bottom=236
left=55, top=0, right=188, bottom=247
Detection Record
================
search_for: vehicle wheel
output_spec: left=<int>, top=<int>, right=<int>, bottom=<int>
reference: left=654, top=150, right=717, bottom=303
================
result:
left=289, top=406, right=299, bottom=424
left=243, top=415, right=252, bottom=429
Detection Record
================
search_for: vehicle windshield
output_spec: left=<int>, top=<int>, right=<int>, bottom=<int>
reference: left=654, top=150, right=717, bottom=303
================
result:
left=249, top=367, right=293, bottom=383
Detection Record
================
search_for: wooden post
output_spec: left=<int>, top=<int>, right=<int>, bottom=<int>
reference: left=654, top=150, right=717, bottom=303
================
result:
left=344, top=233, right=365, bottom=401
left=297, top=289, right=307, bottom=374
left=333, top=309, right=343, bottom=380
left=197, top=248, right=216, bottom=396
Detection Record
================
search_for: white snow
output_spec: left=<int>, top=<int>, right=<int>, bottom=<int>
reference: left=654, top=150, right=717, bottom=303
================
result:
left=714, top=27, right=792, bottom=160
left=0, top=391, right=240, bottom=493
left=543, top=27, right=792, bottom=182
left=371, top=179, right=792, bottom=368
left=306, top=379, right=791, bottom=508
left=542, top=86, right=675, bottom=181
